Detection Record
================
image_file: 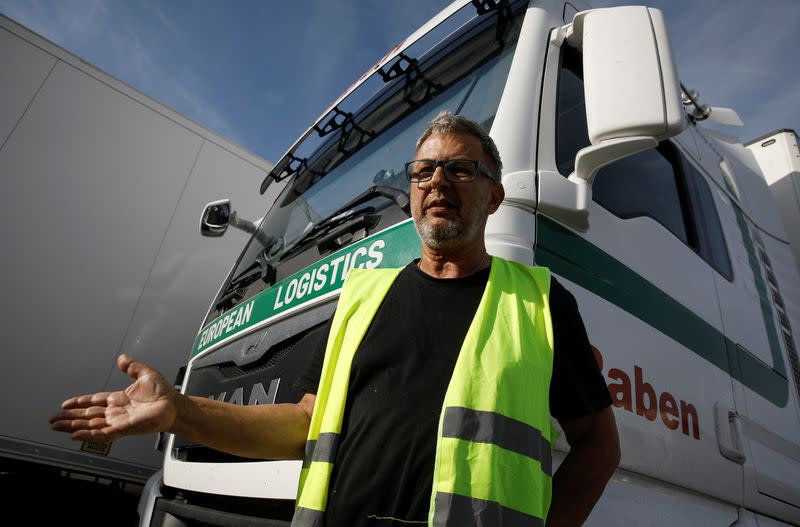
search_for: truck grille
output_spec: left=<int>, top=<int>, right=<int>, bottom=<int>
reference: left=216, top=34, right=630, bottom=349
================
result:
left=172, top=321, right=327, bottom=463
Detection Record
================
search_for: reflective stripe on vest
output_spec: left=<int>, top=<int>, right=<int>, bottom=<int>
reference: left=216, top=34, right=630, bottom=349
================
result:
left=433, top=492, right=545, bottom=527
left=293, top=506, right=326, bottom=527
left=441, top=407, right=553, bottom=476
left=292, top=258, right=553, bottom=526
left=302, top=433, right=341, bottom=469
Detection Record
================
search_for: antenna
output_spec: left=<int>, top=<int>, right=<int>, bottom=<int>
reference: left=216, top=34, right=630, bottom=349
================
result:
left=680, top=83, right=710, bottom=121
left=680, top=83, right=743, bottom=127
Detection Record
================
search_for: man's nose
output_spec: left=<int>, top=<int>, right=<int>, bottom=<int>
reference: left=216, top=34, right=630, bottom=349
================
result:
left=428, top=165, right=450, bottom=188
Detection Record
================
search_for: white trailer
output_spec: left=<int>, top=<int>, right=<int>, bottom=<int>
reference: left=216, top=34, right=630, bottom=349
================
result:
left=0, top=13, right=276, bottom=512
left=746, top=130, right=800, bottom=273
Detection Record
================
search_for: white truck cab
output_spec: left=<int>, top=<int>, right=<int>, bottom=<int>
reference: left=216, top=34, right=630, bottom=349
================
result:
left=139, top=2, right=800, bottom=526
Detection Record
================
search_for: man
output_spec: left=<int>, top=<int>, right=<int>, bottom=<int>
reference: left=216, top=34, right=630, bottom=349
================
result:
left=50, top=112, right=619, bottom=527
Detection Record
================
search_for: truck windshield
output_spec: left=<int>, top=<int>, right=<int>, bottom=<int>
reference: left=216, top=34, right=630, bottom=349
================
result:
left=208, top=0, right=527, bottom=321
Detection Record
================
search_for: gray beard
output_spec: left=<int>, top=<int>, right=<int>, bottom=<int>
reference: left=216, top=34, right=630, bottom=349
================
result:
left=414, top=211, right=482, bottom=250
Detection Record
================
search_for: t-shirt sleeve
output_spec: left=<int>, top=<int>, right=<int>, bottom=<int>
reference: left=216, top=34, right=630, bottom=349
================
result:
left=548, top=276, right=612, bottom=421
left=293, top=317, right=333, bottom=395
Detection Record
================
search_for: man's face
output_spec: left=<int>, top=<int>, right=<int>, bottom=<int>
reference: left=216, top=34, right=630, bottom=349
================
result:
left=410, top=132, right=504, bottom=250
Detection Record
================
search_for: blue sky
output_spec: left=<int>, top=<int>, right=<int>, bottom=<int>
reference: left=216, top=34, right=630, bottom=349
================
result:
left=1, top=0, right=797, bottom=164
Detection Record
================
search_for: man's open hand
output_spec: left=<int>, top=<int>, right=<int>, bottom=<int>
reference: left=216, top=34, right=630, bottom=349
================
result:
left=49, top=354, right=179, bottom=441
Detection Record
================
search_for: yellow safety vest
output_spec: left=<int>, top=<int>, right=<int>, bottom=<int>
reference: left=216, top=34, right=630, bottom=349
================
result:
left=293, top=257, right=554, bottom=527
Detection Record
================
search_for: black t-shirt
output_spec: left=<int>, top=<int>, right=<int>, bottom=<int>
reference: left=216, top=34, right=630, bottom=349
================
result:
left=294, top=261, right=611, bottom=527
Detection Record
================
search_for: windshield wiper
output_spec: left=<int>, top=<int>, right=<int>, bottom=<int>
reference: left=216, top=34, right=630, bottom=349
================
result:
left=281, top=185, right=410, bottom=261
left=341, top=184, right=410, bottom=216
left=217, top=256, right=276, bottom=311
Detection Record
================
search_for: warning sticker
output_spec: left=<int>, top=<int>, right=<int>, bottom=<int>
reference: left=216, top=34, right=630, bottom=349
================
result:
left=81, top=441, right=111, bottom=456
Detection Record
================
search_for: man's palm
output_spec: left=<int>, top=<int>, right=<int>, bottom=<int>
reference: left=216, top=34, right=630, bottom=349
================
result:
left=49, top=355, right=178, bottom=442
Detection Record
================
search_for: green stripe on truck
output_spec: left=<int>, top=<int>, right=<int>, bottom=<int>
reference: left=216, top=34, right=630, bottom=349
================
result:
left=537, top=216, right=788, bottom=407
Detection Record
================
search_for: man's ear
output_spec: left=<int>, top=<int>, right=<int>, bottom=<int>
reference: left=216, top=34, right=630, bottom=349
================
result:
left=487, top=181, right=505, bottom=214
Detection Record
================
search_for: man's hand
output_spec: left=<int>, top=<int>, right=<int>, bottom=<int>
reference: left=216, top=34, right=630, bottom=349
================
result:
left=50, top=353, right=314, bottom=460
left=49, top=354, right=179, bottom=441
left=547, top=406, right=620, bottom=527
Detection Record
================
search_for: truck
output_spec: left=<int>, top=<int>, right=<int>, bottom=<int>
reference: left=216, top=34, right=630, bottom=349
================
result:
left=134, top=1, right=800, bottom=525
left=0, top=13, right=278, bottom=521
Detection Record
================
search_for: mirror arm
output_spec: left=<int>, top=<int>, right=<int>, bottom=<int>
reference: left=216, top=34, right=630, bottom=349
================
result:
left=229, top=211, right=275, bottom=248
left=536, top=170, right=591, bottom=233
left=572, top=136, right=658, bottom=186
left=228, top=211, right=257, bottom=235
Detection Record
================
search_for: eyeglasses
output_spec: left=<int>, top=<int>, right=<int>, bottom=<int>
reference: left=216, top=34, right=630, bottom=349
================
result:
left=404, top=159, right=497, bottom=183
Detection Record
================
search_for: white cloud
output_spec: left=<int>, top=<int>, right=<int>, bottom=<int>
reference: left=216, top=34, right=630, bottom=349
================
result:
left=669, top=2, right=799, bottom=138
left=737, top=82, right=800, bottom=138
left=260, top=91, right=285, bottom=106
left=0, top=0, right=109, bottom=49
left=173, top=79, right=237, bottom=141
left=107, top=27, right=155, bottom=90
left=299, top=0, right=359, bottom=94
left=674, top=4, right=797, bottom=95
left=0, top=0, right=239, bottom=141
left=151, top=3, right=177, bottom=34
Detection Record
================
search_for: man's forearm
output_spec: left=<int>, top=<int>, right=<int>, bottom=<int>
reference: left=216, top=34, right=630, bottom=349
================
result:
left=169, top=394, right=311, bottom=460
left=547, top=409, right=620, bottom=527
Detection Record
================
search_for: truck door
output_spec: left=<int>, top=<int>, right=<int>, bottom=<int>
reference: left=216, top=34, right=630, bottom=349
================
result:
left=533, top=36, right=742, bottom=525
left=698, top=138, right=800, bottom=521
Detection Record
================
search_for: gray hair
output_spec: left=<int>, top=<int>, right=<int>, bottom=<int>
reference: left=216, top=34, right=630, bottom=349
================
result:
left=415, top=111, right=503, bottom=180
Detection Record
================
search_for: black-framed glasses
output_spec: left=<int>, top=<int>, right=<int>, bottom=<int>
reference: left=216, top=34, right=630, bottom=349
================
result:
left=404, top=159, right=497, bottom=183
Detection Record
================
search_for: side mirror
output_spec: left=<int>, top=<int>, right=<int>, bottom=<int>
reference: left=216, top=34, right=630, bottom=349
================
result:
left=567, top=6, right=686, bottom=187
left=539, top=6, right=687, bottom=232
left=200, top=199, right=275, bottom=248
left=569, top=6, right=685, bottom=146
left=200, top=199, right=231, bottom=237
